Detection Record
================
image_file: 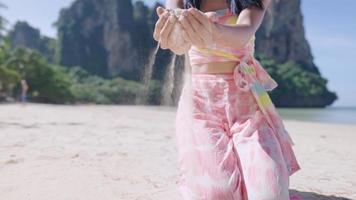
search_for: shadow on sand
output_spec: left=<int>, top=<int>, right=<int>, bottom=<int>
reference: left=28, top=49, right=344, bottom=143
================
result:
left=290, top=190, right=352, bottom=200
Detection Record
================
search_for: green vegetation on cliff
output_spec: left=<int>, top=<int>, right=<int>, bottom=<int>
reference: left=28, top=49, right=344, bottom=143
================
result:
left=258, top=55, right=337, bottom=107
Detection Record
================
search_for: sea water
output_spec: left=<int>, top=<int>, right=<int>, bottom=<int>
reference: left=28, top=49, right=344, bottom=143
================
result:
left=278, top=107, right=356, bottom=125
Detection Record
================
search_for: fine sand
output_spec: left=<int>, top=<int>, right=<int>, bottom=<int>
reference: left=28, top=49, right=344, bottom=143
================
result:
left=0, top=104, right=355, bottom=200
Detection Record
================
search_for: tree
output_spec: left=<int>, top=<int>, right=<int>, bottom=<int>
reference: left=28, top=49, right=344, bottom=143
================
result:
left=257, top=54, right=338, bottom=107
left=1, top=47, right=75, bottom=103
left=0, top=2, right=8, bottom=38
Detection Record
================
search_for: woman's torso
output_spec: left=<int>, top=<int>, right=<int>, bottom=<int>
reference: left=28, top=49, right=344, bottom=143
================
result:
left=189, top=0, right=255, bottom=74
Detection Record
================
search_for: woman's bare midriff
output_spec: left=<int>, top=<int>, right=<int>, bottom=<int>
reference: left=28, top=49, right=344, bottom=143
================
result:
left=191, top=61, right=237, bottom=74
left=200, top=0, right=228, bottom=12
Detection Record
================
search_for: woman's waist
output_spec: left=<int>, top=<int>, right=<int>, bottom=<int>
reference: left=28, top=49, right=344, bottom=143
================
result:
left=188, top=45, right=256, bottom=69
left=191, top=61, right=238, bottom=74
left=190, top=55, right=258, bottom=74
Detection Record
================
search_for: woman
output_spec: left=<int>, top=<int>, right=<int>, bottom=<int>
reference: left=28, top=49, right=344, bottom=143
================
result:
left=154, top=0, right=301, bottom=199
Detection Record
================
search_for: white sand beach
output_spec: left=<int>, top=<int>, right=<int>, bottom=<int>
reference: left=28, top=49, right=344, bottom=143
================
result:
left=0, top=104, right=355, bottom=200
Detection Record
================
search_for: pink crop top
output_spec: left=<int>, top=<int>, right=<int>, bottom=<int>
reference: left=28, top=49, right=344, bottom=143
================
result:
left=188, top=8, right=256, bottom=65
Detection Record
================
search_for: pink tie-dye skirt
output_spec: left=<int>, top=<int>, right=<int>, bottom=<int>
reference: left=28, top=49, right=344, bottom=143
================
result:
left=175, top=72, right=299, bottom=200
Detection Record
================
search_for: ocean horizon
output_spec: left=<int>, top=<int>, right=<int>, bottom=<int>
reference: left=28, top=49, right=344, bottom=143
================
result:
left=278, top=106, right=356, bottom=125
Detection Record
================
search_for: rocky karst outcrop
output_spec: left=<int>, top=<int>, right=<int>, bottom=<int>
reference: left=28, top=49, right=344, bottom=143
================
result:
left=8, top=21, right=56, bottom=62
left=56, top=0, right=143, bottom=79
left=256, top=0, right=319, bottom=74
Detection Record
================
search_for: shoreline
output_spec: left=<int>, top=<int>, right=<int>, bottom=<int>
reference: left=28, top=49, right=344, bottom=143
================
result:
left=0, top=104, right=355, bottom=199
left=2, top=103, right=356, bottom=125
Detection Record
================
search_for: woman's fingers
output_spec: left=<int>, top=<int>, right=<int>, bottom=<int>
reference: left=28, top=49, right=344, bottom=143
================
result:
left=154, top=7, right=217, bottom=49
left=180, top=23, right=192, bottom=44
left=189, top=8, right=211, bottom=29
left=156, top=6, right=165, bottom=17
left=186, top=11, right=213, bottom=45
left=153, top=11, right=169, bottom=41
left=189, top=8, right=219, bottom=43
left=179, top=10, right=205, bottom=47
left=189, top=8, right=216, bottom=37
left=159, top=15, right=177, bottom=49
left=178, top=12, right=194, bottom=42
left=205, top=11, right=219, bottom=23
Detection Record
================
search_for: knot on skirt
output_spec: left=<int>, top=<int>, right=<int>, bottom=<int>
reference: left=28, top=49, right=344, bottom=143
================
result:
left=233, top=61, right=257, bottom=92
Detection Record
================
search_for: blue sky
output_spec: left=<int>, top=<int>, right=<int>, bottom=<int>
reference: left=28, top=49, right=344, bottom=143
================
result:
left=1, top=0, right=355, bottom=107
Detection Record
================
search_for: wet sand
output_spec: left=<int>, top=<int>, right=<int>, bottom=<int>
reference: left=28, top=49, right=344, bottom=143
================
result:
left=0, top=104, right=355, bottom=200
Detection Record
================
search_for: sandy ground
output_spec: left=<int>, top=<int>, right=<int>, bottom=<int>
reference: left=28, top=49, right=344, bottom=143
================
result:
left=0, top=104, right=355, bottom=200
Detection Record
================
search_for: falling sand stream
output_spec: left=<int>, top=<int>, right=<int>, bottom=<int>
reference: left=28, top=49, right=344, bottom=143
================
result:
left=135, top=42, right=183, bottom=106
left=135, top=41, right=177, bottom=106
left=136, top=9, right=189, bottom=106
left=161, top=54, right=177, bottom=106
left=135, top=43, right=160, bottom=105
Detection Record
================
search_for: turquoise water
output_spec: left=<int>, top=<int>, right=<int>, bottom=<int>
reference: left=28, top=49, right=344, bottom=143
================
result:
left=277, top=107, right=356, bottom=125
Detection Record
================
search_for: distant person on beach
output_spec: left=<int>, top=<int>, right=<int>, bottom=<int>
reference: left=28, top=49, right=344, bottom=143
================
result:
left=154, top=0, right=300, bottom=199
left=20, top=79, right=29, bottom=104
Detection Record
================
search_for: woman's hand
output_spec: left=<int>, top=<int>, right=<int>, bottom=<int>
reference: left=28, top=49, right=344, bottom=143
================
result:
left=153, top=7, right=178, bottom=49
left=178, top=8, right=219, bottom=48
left=153, top=6, right=191, bottom=55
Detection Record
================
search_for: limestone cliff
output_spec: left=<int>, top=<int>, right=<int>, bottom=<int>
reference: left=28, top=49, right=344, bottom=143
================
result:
left=8, top=21, right=56, bottom=63
left=256, top=0, right=319, bottom=74
left=56, top=0, right=141, bottom=79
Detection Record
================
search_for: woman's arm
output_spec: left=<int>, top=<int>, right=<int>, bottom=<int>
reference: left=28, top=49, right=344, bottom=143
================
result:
left=214, top=0, right=272, bottom=48
left=180, top=0, right=272, bottom=49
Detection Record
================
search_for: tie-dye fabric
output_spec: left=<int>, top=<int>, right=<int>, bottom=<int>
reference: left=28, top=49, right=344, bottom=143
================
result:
left=175, top=72, right=299, bottom=199
left=174, top=8, right=301, bottom=200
